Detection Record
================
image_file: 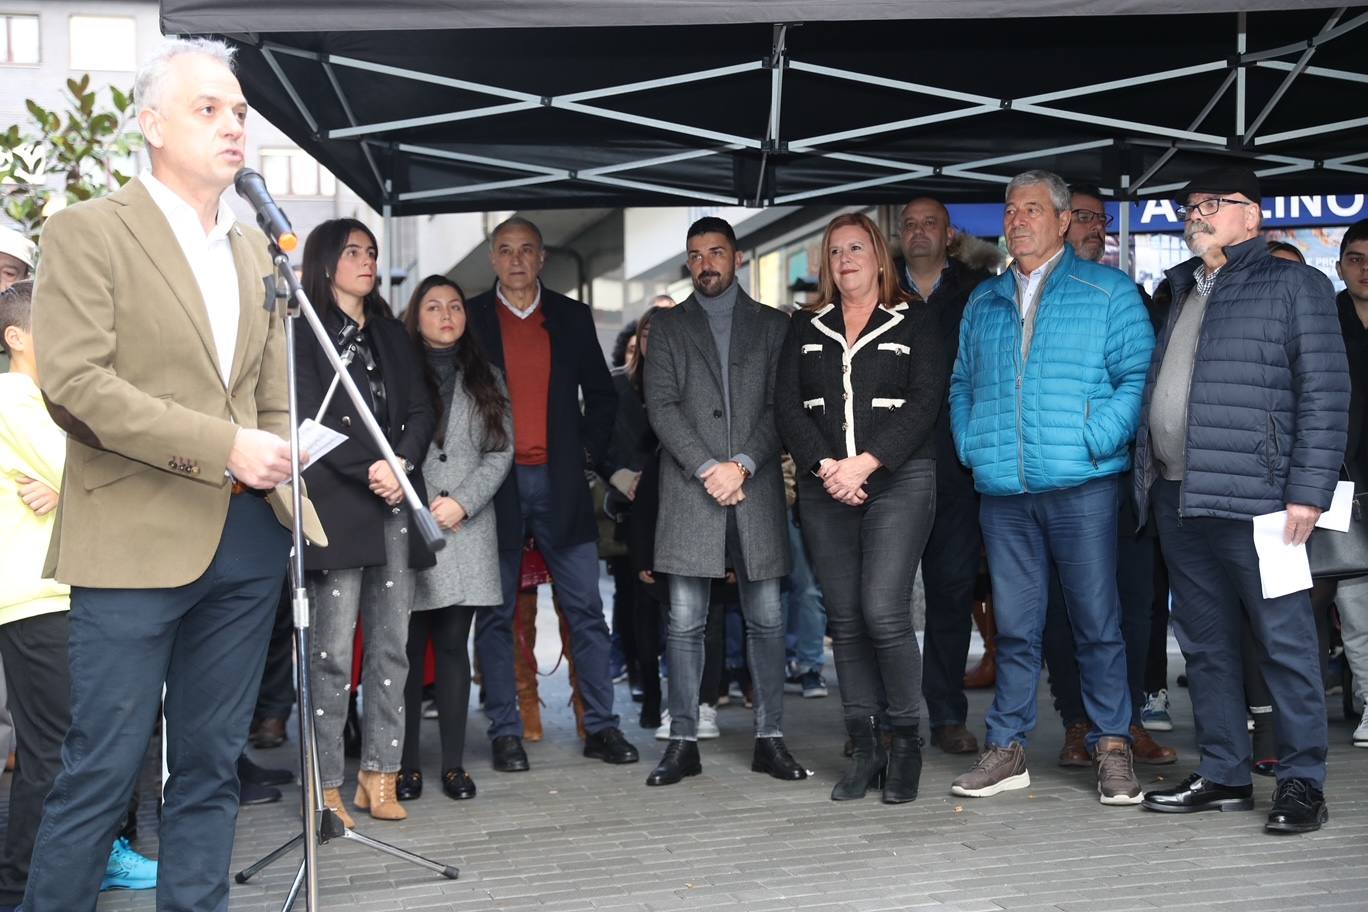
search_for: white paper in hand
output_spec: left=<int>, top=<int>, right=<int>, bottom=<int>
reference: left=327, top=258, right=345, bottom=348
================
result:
left=1314, top=481, right=1356, bottom=533
left=1251, top=511, right=1312, bottom=599
left=298, top=418, right=347, bottom=470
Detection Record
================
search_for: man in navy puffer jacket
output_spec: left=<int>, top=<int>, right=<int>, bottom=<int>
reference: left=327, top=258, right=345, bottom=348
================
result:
left=1135, top=166, right=1349, bottom=834
left=948, top=170, right=1155, bottom=806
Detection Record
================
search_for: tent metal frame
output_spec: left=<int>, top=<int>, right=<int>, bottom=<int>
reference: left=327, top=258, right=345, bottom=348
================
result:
left=233, top=7, right=1368, bottom=215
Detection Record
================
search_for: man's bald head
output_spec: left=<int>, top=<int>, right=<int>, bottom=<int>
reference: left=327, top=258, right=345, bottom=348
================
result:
left=899, top=197, right=955, bottom=269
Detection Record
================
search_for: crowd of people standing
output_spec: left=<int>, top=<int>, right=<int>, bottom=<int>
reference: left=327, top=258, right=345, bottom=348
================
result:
left=0, top=35, right=1366, bottom=912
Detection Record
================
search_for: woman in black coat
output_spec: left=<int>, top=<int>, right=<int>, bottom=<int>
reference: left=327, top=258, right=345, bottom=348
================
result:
left=295, top=218, right=435, bottom=826
left=775, top=212, right=944, bottom=805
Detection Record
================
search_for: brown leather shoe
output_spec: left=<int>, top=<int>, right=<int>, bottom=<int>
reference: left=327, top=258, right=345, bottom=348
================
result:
left=1058, top=720, right=1092, bottom=767
left=249, top=718, right=287, bottom=750
left=1130, top=724, right=1178, bottom=765
left=930, top=723, right=980, bottom=755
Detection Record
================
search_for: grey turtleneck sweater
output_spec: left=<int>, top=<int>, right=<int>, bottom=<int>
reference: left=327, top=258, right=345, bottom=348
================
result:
left=693, top=281, right=756, bottom=478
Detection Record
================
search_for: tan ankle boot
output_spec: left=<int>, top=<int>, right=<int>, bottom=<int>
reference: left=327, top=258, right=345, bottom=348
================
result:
left=321, top=787, right=355, bottom=829
left=514, top=589, right=544, bottom=741
left=354, top=770, right=407, bottom=820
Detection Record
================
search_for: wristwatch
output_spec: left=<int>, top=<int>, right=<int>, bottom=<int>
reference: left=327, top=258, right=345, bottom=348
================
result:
left=732, top=460, right=751, bottom=480
left=396, top=454, right=415, bottom=474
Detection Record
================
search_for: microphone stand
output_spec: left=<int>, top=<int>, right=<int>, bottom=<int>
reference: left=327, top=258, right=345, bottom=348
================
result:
left=233, top=235, right=457, bottom=912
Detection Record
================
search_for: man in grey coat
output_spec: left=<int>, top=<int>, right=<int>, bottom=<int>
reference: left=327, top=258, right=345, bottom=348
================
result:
left=643, top=217, right=806, bottom=786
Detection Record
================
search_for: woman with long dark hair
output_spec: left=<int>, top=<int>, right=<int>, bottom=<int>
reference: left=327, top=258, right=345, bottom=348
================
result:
left=397, top=275, right=513, bottom=801
left=296, top=219, right=436, bottom=825
left=775, top=212, right=944, bottom=804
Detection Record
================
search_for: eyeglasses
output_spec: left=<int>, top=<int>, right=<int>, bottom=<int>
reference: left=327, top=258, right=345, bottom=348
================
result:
left=1176, top=197, right=1253, bottom=220
left=1070, top=208, right=1113, bottom=227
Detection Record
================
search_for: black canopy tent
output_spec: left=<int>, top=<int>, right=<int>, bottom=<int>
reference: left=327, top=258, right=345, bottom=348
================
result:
left=159, top=1, right=1368, bottom=222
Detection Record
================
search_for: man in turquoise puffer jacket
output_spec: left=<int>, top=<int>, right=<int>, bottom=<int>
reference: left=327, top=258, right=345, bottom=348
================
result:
left=948, top=169, right=1155, bottom=807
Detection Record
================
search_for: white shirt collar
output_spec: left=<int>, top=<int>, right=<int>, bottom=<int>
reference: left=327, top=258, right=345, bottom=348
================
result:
left=141, top=171, right=236, bottom=242
left=496, top=280, right=542, bottom=320
left=1012, top=245, right=1065, bottom=285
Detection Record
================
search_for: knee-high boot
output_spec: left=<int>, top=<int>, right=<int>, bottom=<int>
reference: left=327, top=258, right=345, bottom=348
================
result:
left=557, top=595, right=588, bottom=741
left=514, top=587, right=544, bottom=742
left=963, top=596, right=997, bottom=689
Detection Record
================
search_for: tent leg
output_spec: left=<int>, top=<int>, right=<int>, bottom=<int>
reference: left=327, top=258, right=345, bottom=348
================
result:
left=1118, top=174, right=1131, bottom=279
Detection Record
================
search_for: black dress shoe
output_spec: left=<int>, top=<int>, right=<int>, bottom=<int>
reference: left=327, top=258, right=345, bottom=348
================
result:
left=442, top=768, right=477, bottom=800
left=1265, top=777, right=1328, bottom=834
left=239, top=780, right=282, bottom=806
left=751, top=737, right=808, bottom=781
left=238, top=754, right=293, bottom=787
left=646, top=739, right=701, bottom=786
left=396, top=768, right=423, bottom=801
left=1141, top=772, right=1253, bottom=813
left=491, top=735, right=530, bottom=772
left=584, top=727, right=640, bottom=764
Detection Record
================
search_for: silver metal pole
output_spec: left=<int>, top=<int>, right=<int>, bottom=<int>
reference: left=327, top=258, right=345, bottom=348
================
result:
left=1118, top=174, right=1132, bottom=278
left=382, top=185, right=393, bottom=301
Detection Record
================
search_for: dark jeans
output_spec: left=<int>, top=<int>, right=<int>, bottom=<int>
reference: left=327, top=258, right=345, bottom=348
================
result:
left=1041, top=483, right=1155, bottom=729
left=0, top=612, right=70, bottom=906
left=979, top=475, right=1131, bottom=749
left=800, top=459, right=935, bottom=726
left=484, top=465, right=619, bottom=739
left=1145, top=547, right=1170, bottom=694
left=402, top=605, right=478, bottom=771
left=23, top=494, right=287, bottom=912
left=253, top=581, right=296, bottom=724
left=1152, top=480, right=1326, bottom=787
left=920, top=477, right=981, bottom=728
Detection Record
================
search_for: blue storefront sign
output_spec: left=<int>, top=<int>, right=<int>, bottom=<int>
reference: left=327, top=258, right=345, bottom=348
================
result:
left=948, top=194, right=1368, bottom=236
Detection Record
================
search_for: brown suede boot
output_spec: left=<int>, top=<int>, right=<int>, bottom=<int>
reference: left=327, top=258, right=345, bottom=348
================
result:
left=1130, top=724, right=1178, bottom=765
left=514, top=588, right=544, bottom=741
left=963, top=598, right=997, bottom=689
left=1058, top=720, right=1092, bottom=767
left=321, top=787, right=355, bottom=829
left=354, top=769, right=407, bottom=820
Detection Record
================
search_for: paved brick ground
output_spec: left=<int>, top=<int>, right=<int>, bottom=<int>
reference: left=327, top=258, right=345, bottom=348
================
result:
left=5, top=590, right=1367, bottom=912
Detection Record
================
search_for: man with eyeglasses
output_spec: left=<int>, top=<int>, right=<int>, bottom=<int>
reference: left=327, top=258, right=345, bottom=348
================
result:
left=1135, top=166, right=1349, bottom=833
left=893, top=197, right=988, bottom=757
left=1039, top=185, right=1179, bottom=772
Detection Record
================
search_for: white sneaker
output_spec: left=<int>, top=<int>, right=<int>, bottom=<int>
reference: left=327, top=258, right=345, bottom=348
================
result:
left=697, top=704, right=720, bottom=739
left=1353, top=714, right=1368, bottom=748
left=654, top=711, right=672, bottom=740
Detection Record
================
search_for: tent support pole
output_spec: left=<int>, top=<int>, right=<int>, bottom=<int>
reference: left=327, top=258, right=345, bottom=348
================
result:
left=1118, top=174, right=1131, bottom=279
left=383, top=186, right=393, bottom=302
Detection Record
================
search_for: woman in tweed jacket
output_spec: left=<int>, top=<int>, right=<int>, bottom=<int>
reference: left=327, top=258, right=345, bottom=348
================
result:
left=399, top=276, right=513, bottom=802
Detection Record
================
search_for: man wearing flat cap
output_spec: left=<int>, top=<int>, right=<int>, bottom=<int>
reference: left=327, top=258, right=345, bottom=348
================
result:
left=1134, top=165, right=1349, bottom=833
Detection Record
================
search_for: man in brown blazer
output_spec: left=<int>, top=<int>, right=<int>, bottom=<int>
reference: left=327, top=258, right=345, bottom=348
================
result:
left=23, top=38, right=305, bottom=912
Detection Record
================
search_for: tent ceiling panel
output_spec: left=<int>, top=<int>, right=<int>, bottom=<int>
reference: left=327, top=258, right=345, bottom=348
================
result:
left=176, top=4, right=1368, bottom=214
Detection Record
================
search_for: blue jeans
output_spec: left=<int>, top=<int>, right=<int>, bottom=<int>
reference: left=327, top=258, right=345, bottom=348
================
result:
left=979, top=475, right=1131, bottom=750
left=783, top=510, right=826, bottom=674
left=667, top=572, right=784, bottom=740
left=483, top=465, right=619, bottom=739
left=22, top=494, right=287, bottom=912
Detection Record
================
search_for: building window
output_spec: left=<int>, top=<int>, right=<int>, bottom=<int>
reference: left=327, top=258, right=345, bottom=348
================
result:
left=261, top=148, right=337, bottom=198
left=69, top=16, right=136, bottom=71
left=1, top=14, right=40, bottom=65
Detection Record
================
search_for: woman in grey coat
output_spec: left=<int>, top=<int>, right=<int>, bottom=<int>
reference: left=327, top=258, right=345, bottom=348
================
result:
left=398, top=276, right=513, bottom=801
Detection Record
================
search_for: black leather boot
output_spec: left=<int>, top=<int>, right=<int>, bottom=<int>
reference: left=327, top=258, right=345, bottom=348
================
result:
left=832, top=716, right=887, bottom=801
left=646, top=739, right=701, bottom=786
left=882, top=724, right=923, bottom=804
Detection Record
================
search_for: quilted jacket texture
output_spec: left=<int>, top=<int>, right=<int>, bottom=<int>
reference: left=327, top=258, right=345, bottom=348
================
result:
left=1134, top=236, right=1349, bottom=522
left=949, top=244, right=1155, bottom=497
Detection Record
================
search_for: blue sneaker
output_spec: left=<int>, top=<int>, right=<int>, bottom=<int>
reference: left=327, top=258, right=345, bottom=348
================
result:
left=1141, top=689, right=1173, bottom=732
left=101, top=836, right=157, bottom=891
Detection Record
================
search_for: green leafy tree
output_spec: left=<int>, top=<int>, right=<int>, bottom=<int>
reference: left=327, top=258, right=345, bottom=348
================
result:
left=0, top=75, right=141, bottom=243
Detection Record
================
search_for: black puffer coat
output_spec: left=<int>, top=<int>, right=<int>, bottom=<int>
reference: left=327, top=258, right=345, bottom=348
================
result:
left=1135, top=236, right=1350, bottom=522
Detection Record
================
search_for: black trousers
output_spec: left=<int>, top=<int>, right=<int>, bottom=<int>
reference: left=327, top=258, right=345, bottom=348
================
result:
left=801, top=459, right=936, bottom=727
left=920, top=477, right=981, bottom=728
left=402, top=605, right=479, bottom=771
left=253, top=581, right=296, bottom=724
left=1152, top=480, right=1326, bottom=786
left=0, top=612, right=70, bottom=906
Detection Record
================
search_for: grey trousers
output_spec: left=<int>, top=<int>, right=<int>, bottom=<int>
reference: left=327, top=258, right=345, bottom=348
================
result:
left=309, top=513, right=416, bottom=788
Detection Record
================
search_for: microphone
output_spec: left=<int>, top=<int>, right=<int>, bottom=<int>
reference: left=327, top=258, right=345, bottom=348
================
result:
left=233, top=168, right=298, bottom=253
